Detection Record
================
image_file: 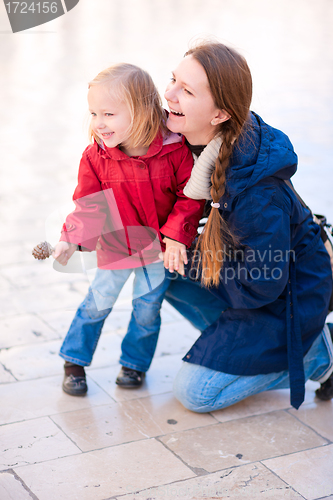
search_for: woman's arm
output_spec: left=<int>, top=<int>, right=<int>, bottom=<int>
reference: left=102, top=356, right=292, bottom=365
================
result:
left=196, top=188, right=292, bottom=309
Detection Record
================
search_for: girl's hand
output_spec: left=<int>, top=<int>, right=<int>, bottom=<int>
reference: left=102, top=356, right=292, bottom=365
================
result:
left=162, top=237, right=188, bottom=275
left=52, top=242, right=77, bottom=266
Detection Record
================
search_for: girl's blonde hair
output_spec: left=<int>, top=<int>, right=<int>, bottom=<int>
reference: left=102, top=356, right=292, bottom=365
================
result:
left=187, top=42, right=253, bottom=287
left=88, top=63, right=168, bottom=148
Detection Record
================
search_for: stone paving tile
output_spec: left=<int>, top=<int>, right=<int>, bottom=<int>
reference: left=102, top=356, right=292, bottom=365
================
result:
left=102, top=308, right=134, bottom=334
left=0, top=364, right=16, bottom=384
left=0, top=332, right=123, bottom=380
left=88, top=353, right=183, bottom=402
left=212, top=389, right=292, bottom=423
left=159, top=411, right=328, bottom=473
left=0, top=417, right=80, bottom=470
left=0, top=283, right=85, bottom=317
left=0, top=274, right=17, bottom=292
left=0, top=313, right=60, bottom=349
left=288, top=401, right=333, bottom=442
left=51, top=392, right=216, bottom=452
left=159, top=303, right=186, bottom=323
left=1, top=262, right=84, bottom=289
left=15, top=439, right=195, bottom=500
left=51, top=402, right=155, bottom=452
left=125, top=392, right=216, bottom=435
left=0, top=375, right=114, bottom=426
left=118, top=462, right=303, bottom=500
left=84, top=332, right=124, bottom=369
left=0, top=471, right=35, bottom=500
left=154, top=320, right=200, bottom=358
left=0, top=339, right=66, bottom=380
left=212, top=380, right=320, bottom=423
left=33, top=309, right=83, bottom=338
left=70, top=279, right=91, bottom=296
left=0, top=242, right=38, bottom=268
left=263, top=444, right=333, bottom=500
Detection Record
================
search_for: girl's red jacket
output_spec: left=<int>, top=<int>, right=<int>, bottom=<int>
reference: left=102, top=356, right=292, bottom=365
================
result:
left=60, top=133, right=205, bottom=270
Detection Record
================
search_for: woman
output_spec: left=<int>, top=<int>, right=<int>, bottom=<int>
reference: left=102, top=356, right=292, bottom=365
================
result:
left=162, top=41, right=333, bottom=412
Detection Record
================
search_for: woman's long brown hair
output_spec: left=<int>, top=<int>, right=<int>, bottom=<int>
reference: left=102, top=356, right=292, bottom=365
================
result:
left=186, top=42, right=252, bottom=286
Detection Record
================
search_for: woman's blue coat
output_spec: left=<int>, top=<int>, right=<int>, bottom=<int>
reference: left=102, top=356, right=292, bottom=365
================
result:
left=184, top=112, right=332, bottom=409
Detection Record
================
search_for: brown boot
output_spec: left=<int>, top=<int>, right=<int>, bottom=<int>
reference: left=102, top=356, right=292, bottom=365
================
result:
left=315, top=324, right=333, bottom=401
left=62, top=362, right=87, bottom=396
left=115, top=366, right=144, bottom=388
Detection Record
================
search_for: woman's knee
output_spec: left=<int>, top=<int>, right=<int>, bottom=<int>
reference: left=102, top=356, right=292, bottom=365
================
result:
left=173, top=362, right=251, bottom=413
left=173, top=376, right=206, bottom=413
left=173, top=362, right=218, bottom=413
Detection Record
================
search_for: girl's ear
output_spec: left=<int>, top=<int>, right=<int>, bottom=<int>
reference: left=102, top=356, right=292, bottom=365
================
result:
left=211, top=109, right=231, bottom=126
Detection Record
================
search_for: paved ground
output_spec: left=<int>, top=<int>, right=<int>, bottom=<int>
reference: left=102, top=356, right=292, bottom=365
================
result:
left=1, top=255, right=333, bottom=500
left=1, top=1, right=333, bottom=499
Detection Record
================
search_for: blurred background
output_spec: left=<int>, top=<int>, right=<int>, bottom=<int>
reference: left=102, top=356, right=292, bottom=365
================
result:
left=0, top=0, right=332, bottom=271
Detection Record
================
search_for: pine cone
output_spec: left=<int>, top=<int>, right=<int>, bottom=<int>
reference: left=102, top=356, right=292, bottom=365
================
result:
left=32, top=241, right=54, bottom=260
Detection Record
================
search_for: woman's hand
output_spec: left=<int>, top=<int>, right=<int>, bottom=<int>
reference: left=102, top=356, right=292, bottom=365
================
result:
left=161, top=237, right=188, bottom=275
left=52, top=241, right=77, bottom=266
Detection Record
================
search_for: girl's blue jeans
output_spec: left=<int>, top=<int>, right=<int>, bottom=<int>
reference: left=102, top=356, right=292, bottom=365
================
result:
left=165, top=274, right=333, bottom=413
left=59, top=262, right=171, bottom=372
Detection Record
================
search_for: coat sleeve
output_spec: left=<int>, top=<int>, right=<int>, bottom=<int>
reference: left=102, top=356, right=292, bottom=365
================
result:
left=59, top=148, right=108, bottom=250
left=198, top=189, right=293, bottom=309
left=160, top=145, right=205, bottom=247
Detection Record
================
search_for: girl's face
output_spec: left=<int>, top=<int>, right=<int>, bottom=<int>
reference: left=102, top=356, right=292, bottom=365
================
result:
left=88, top=84, right=132, bottom=150
left=164, top=55, right=230, bottom=145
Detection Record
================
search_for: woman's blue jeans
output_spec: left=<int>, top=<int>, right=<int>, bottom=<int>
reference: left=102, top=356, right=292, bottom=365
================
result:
left=165, top=274, right=333, bottom=413
left=60, top=262, right=171, bottom=372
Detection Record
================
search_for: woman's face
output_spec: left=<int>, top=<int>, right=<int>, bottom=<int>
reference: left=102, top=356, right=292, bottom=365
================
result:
left=164, top=55, right=229, bottom=145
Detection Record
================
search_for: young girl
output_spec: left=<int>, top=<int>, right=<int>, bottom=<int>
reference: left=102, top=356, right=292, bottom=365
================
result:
left=53, top=63, right=204, bottom=396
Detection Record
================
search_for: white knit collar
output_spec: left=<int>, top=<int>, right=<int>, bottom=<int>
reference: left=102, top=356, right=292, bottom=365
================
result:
left=183, top=135, right=222, bottom=200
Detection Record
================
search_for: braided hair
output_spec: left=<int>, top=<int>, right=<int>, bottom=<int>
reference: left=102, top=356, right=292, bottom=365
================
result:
left=186, top=42, right=252, bottom=286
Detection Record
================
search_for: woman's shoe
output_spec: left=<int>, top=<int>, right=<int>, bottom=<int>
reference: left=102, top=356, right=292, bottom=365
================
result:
left=315, top=374, right=333, bottom=400
left=115, top=366, right=144, bottom=388
left=62, top=362, right=87, bottom=396
left=315, top=323, right=333, bottom=401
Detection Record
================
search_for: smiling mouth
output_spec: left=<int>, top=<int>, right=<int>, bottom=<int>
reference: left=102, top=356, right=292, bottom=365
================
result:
left=169, top=108, right=185, bottom=117
left=101, top=132, right=113, bottom=138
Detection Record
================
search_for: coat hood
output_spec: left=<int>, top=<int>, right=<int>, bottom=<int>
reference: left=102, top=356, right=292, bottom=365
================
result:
left=224, top=112, right=298, bottom=203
